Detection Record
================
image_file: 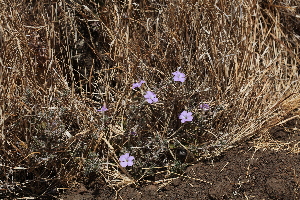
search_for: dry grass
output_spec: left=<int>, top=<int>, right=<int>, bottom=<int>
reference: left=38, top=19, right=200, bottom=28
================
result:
left=0, top=0, right=299, bottom=197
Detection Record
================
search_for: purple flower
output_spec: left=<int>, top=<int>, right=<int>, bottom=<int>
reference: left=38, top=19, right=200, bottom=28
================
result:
left=172, top=71, right=186, bottom=82
left=132, top=80, right=146, bottom=89
left=199, top=103, right=210, bottom=111
left=179, top=111, right=193, bottom=123
left=119, top=153, right=134, bottom=167
left=97, top=105, right=108, bottom=112
left=130, top=131, right=137, bottom=136
left=144, top=91, right=158, bottom=104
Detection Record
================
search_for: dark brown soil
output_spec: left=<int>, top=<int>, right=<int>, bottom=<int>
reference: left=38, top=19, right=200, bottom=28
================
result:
left=60, top=119, right=300, bottom=200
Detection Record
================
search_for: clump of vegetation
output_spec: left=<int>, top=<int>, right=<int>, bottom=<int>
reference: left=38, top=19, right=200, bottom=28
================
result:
left=0, top=0, right=299, bottom=198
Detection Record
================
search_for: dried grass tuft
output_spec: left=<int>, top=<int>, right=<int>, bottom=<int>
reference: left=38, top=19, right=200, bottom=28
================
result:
left=0, top=0, right=299, bottom=197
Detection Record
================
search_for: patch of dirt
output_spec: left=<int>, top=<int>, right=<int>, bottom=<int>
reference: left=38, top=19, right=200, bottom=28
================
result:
left=60, top=119, right=300, bottom=200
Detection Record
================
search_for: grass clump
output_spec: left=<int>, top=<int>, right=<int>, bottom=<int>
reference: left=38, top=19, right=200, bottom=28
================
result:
left=0, top=0, right=300, bottom=197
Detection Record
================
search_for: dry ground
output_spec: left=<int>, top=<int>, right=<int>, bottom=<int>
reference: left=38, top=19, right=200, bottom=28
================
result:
left=60, top=117, right=300, bottom=199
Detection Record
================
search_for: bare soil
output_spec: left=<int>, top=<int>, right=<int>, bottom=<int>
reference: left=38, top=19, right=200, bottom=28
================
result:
left=60, top=119, right=300, bottom=200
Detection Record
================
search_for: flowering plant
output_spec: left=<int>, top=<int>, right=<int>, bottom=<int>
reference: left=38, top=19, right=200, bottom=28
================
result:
left=144, top=91, right=158, bottom=104
left=199, top=103, right=210, bottom=111
left=172, top=71, right=186, bottom=82
left=179, top=111, right=193, bottom=123
left=119, top=153, right=135, bottom=167
left=97, top=105, right=108, bottom=112
left=132, top=80, right=146, bottom=89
